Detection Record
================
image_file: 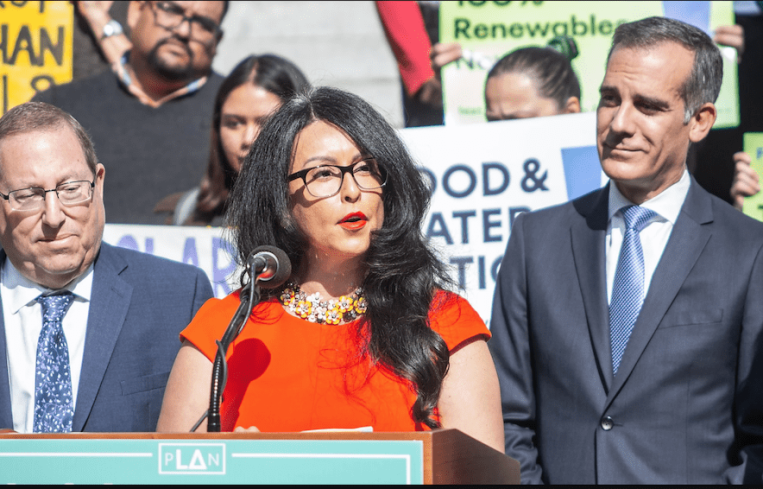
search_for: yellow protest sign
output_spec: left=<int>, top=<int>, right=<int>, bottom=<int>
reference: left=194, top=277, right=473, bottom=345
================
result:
left=1, top=1, right=73, bottom=114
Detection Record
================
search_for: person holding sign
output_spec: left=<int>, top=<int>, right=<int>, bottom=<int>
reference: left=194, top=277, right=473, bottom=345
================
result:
left=489, top=17, right=763, bottom=484
left=484, top=39, right=581, bottom=122
left=157, top=87, right=504, bottom=452
left=33, top=1, right=228, bottom=224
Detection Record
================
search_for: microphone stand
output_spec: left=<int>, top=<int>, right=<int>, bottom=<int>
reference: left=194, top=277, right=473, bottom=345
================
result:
left=206, top=270, right=259, bottom=432
left=196, top=246, right=289, bottom=433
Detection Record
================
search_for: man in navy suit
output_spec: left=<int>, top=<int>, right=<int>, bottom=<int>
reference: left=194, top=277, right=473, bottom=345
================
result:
left=0, top=102, right=213, bottom=433
left=489, top=17, right=763, bottom=484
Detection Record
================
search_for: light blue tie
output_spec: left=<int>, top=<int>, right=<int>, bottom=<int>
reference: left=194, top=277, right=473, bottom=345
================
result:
left=34, top=292, right=75, bottom=433
left=609, top=206, right=657, bottom=376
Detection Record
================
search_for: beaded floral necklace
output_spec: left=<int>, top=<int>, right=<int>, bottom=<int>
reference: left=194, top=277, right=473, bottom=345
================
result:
left=279, top=282, right=367, bottom=325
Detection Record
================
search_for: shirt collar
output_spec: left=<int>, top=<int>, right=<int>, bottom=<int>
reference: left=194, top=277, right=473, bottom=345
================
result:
left=608, top=168, right=691, bottom=224
left=1, top=257, right=94, bottom=314
left=112, top=52, right=208, bottom=108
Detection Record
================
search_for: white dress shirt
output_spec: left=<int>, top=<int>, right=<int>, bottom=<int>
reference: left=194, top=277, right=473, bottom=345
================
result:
left=1, top=258, right=93, bottom=433
left=606, top=169, right=691, bottom=304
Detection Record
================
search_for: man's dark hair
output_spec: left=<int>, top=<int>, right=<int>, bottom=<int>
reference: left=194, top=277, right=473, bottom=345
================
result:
left=226, top=86, right=455, bottom=429
left=608, top=16, right=723, bottom=123
left=487, top=46, right=581, bottom=110
left=220, top=0, right=229, bottom=22
left=0, top=102, right=98, bottom=175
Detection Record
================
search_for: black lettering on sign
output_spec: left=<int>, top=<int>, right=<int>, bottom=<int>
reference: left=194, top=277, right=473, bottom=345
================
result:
left=30, top=74, right=54, bottom=93
left=449, top=14, right=629, bottom=41
left=4, top=25, right=64, bottom=66
left=0, top=25, right=7, bottom=63
left=9, top=25, right=35, bottom=65
left=0, top=0, right=44, bottom=9
left=40, top=26, right=64, bottom=65
left=454, top=18, right=471, bottom=39
left=2, top=74, right=8, bottom=114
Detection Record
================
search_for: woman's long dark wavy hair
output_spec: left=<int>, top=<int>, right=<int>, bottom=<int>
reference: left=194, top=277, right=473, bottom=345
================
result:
left=226, top=87, right=454, bottom=428
left=188, top=54, right=310, bottom=224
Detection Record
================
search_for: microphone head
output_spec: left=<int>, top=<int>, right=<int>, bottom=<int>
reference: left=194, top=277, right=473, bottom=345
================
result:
left=249, top=245, right=292, bottom=289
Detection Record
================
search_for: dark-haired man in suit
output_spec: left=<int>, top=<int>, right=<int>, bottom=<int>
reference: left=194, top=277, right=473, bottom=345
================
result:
left=489, top=16, right=763, bottom=484
left=0, top=102, right=213, bottom=432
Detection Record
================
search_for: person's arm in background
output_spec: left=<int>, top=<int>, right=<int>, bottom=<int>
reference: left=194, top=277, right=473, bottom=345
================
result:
left=74, top=1, right=132, bottom=66
left=375, top=1, right=461, bottom=108
left=157, top=340, right=213, bottom=432
left=375, top=1, right=435, bottom=98
left=439, top=338, right=505, bottom=453
left=731, top=152, right=759, bottom=210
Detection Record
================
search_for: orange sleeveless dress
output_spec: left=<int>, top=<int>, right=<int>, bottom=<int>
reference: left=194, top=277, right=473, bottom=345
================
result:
left=180, top=290, right=489, bottom=432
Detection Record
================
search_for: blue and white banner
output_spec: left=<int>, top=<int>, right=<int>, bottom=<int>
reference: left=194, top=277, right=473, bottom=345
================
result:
left=103, top=112, right=605, bottom=322
left=402, top=111, right=604, bottom=320
left=102, top=224, right=240, bottom=299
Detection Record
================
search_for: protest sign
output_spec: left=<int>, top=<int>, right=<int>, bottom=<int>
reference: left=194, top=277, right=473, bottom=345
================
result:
left=0, top=0, right=73, bottom=114
left=440, top=1, right=738, bottom=128
left=102, top=224, right=241, bottom=300
left=104, top=112, right=603, bottom=323
left=742, top=132, right=763, bottom=222
left=401, top=111, right=602, bottom=320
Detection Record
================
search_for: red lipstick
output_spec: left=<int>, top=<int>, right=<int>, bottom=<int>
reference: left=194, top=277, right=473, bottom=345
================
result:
left=339, top=212, right=367, bottom=230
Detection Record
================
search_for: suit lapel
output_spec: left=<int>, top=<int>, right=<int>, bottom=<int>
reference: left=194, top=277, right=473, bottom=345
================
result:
left=604, top=179, right=713, bottom=409
left=0, top=251, right=12, bottom=428
left=570, top=186, right=614, bottom=392
left=72, top=244, right=132, bottom=431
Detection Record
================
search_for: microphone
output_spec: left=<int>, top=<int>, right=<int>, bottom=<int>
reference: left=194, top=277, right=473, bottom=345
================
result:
left=247, top=245, right=291, bottom=289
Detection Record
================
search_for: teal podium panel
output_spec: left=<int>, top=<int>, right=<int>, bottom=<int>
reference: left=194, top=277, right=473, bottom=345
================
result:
left=0, top=438, right=424, bottom=484
left=0, top=430, right=520, bottom=484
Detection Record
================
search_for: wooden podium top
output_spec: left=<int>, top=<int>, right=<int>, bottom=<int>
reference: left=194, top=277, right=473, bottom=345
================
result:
left=0, top=428, right=519, bottom=484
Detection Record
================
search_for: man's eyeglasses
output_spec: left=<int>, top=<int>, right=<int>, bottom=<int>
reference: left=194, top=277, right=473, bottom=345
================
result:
left=0, top=180, right=95, bottom=212
left=149, top=1, right=222, bottom=41
left=287, top=160, right=387, bottom=198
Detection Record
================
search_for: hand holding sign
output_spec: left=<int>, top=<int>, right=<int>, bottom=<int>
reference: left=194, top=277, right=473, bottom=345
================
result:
left=731, top=151, right=757, bottom=211
left=713, top=24, right=744, bottom=61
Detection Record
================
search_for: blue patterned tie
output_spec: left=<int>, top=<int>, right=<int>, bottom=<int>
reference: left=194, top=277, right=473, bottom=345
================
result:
left=609, top=206, right=657, bottom=375
left=34, top=292, right=75, bottom=433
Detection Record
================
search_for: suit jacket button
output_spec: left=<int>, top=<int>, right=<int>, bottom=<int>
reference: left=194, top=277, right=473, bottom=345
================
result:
left=601, top=416, right=614, bottom=431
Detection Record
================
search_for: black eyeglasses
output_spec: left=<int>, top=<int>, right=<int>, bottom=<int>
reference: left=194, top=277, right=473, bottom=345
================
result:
left=287, top=160, right=387, bottom=198
left=149, top=1, right=222, bottom=40
left=0, top=180, right=95, bottom=212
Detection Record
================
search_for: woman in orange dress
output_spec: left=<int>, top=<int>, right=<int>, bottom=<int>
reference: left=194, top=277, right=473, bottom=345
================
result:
left=156, top=87, right=504, bottom=451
